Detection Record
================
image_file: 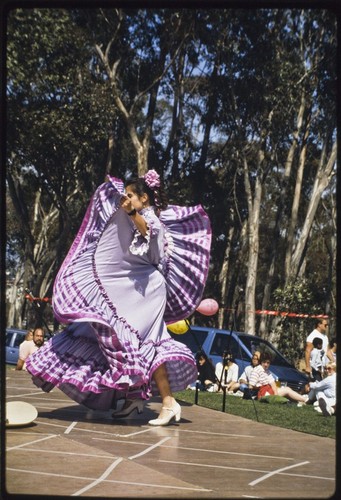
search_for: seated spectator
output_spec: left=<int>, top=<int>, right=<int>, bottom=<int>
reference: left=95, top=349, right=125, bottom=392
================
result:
left=324, top=337, right=336, bottom=366
left=194, top=351, right=216, bottom=391
left=16, top=327, right=45, bottom=371
left=310, top=337, right=324, bottom=381
left=214, top=350, right=239, bottom=393
left=229, top=350, right=260, bottom=394
left=307, top=361, right=336, bottom=416
left=249, top=351, right=309, bottom=403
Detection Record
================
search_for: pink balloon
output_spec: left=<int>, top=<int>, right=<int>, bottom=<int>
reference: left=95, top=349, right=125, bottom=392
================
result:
left=196, top=298, right=219, bottom=316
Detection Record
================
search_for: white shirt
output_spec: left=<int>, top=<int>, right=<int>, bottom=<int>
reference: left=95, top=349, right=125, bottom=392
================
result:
left=310, top=348, right=324, bottom=370
left=215, top=362, right=239, bottom=386
left=239, top=365, right=254, bottom=383
left=310, top=372, right=336, bottom=400
left=19, top=340, right=39, bottom=370
left=306, top=329, right=329, bottom=352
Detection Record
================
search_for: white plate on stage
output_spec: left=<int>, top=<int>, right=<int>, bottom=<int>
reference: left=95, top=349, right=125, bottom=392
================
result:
left=6, top=401, right=38, bottom=427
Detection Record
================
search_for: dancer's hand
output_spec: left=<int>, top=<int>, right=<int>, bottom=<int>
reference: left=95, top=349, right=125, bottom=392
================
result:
left=120, top=195, right=134, bottom=214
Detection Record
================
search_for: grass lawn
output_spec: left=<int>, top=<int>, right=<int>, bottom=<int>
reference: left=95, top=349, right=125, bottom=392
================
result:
left=175, top=389, right=336, bottom=439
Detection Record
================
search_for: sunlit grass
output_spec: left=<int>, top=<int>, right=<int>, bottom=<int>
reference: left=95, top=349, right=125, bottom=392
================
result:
left=175, top=390, right=336, bottom=439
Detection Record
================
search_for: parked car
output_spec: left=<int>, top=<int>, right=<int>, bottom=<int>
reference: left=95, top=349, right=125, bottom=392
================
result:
left=5, top=328, right=27, bottom=365
left=5, top=327, right=52, bottom=365
left=168, top=325, right=308, bottom=392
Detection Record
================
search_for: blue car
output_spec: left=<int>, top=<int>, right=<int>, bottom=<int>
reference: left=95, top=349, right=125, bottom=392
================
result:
left=168, top=325, right=308, bottom=392
left=5, top=328, right=27, bottom=365
left=5, top=327, right=52, bottom=365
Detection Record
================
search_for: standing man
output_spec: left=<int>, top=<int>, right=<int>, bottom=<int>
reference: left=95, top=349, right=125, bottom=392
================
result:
left=16, top=327, right=45, bottom=371
left=304, top=319, right=329, bottom=378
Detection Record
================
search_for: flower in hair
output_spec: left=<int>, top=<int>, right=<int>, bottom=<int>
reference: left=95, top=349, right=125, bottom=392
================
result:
left=144, top=169, right=160, bottom=189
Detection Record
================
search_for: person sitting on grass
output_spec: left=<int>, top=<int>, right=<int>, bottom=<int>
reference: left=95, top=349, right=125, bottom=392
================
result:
left=229, top=350, right=260, bottom=395
left=248, top=351, right=309, bottom=404
left=213, top=350, right=239, bottom=393
left=195, top=350, right=217, bottom=391
left=307, top=361, right=336, bottom=417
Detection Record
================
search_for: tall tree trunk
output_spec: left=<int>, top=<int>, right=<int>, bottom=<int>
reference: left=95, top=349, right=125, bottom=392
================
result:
left=287, top=140, right=336, bottom=280
left=243, top=156, right=263, bottom=334
left=218, top=216, right=235, bottom=329
left=260, top=93, right=307, bottom=335
left=284, top=116, right=311, bottom=279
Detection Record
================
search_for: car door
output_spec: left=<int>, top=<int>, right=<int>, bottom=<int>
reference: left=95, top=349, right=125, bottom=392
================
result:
left=6, top=330, right=25, bottom=365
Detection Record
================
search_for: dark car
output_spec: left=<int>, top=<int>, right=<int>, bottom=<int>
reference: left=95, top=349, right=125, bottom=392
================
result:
left=168, top=325, right=308, bottom=392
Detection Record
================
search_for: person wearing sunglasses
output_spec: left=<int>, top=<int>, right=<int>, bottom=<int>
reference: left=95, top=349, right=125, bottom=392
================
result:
left=306, top=361, right=336, bottom=416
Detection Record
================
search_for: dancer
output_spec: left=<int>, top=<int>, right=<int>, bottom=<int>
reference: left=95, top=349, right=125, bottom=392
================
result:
left=26, top=170, right=211, bottom=426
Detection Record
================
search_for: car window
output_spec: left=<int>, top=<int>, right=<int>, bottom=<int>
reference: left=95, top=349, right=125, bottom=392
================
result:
left=168, top=327, right=209, bottom=353
left=237, top=334, right=292, bottom=367
left=13, top=333, right=25, bottom=348
left=6, top=332, right=13, bottom=347
left=210, top=333, right=249, bottom=360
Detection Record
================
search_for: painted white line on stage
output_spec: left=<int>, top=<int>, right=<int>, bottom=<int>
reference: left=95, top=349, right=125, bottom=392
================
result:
left=36, top=420, right=125, bottom=436
left=6, top=431, right=55, bottom=436
left=33, top=420, right=73, bottom=430
left=6, top=393, right=73, bottom=403
left=6, top=391, right=50, bottom=398
left=147, top=426, right=256, bottom=439
left=160, top=459, right=333, bottom=482
left=93, top=438, right=293, bottom=462
left=119, top=427, right=157, bottom=438
left=7, top=434, right=57, bottom=451
left=34, top=419, right=154, bottom=440
left=9, top=447, right=118, bottom=459
left=7, top=467, right=212, bottom=492
left=162, top=444, right=294, bottom=461
left=248, top=460, right=310, bottom=486
left=71, top=457, right=123, bottom=496
left=128, top=437, right=171, bottom=460
left=65, top=421, right=78, bottom=434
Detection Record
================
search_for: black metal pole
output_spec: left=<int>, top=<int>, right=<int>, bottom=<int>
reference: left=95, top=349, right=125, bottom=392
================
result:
left=222, top=387, right=227, bottom=412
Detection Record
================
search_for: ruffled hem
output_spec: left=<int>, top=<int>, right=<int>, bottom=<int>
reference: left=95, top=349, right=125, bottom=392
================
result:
left=26, top=323, right=197, bottom=410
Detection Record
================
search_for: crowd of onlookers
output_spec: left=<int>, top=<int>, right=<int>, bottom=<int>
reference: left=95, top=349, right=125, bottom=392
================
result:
left=16, top=320, right=337, bottom=418
left=189, top=319, right=336, bottom=417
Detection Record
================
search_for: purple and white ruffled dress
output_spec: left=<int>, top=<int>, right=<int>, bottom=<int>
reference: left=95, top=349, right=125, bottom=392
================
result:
left=26, top=176, right=212, bottom=410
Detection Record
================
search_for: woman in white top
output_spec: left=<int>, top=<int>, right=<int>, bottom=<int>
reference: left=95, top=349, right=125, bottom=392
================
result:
left=307, top=361, right=336, bottom=416
left=214, top=350, right=239, bottom=392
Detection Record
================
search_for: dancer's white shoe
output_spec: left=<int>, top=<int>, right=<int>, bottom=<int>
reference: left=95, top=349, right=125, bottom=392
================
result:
left=148, top=401, right=181, bottom=426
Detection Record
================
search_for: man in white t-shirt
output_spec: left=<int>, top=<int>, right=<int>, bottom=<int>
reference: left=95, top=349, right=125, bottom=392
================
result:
left=304, top=319, right=329, bottom=377
left=16, top=327, right=45, bottom=371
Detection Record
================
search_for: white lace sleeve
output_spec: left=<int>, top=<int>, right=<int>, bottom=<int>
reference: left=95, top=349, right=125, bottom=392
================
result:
left=129, top=208, right=160, bottom=256
left=129, top=226, right=152, bottom=255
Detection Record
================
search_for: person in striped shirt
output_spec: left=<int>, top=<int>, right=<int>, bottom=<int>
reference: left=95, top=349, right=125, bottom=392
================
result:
left=249, top=351, right=309, bottom=403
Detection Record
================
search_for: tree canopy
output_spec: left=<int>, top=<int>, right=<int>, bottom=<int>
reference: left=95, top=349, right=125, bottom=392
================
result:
left=5, top=7, right=337, bottom=364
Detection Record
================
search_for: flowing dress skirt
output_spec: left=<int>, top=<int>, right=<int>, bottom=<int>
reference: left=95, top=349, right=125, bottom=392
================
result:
left=26, top=177, right=212, bottom=409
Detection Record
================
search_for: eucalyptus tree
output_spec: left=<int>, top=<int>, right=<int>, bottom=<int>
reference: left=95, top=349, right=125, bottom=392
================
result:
left=6, top=8, right=118, bottom=326
left=5, top=7, right=336, bottom=337
left=201, top=9, right=337, bottom=333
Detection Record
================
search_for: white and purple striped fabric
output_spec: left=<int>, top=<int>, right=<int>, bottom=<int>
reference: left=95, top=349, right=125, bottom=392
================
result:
left=26, top=176, right=211, bottom=410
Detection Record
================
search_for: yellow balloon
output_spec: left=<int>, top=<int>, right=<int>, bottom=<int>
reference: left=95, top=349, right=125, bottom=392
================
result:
left=167, top=320, right=189, bottom=335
